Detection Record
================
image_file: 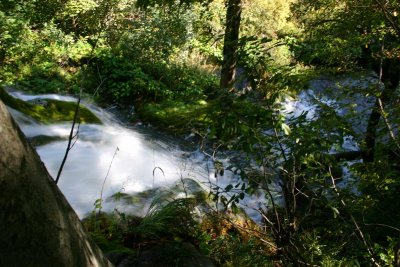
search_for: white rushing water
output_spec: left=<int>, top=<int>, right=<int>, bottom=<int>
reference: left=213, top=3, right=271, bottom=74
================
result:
left=7, top=90, right=255, bottom=218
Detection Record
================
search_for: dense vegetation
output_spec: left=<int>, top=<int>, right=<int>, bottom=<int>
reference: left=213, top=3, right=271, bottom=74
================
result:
left=1, top=0, right=400, bottom=266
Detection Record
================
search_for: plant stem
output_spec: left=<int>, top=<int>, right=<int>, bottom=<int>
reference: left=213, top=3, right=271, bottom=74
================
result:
left=98, top=147, right=119, bottom=214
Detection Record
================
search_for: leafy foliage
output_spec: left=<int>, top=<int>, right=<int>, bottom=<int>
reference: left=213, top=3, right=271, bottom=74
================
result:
left=116, top=2, right=196, bottom=62
left=84, top=52, right=217, bottom=110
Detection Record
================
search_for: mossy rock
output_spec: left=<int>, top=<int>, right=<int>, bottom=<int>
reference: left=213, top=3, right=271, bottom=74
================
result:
left=0, top=86, right=102, bottom=124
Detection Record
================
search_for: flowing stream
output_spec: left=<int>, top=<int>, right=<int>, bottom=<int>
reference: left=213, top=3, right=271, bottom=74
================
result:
left=7, top=75, right=377, bottom=219
left=7, top=90, right=262, bottom=219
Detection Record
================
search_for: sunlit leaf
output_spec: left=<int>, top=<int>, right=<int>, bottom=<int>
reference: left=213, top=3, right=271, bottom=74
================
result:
left=282, top=123, right=291, bottom=135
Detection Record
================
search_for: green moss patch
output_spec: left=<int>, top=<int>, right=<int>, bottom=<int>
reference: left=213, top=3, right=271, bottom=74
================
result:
left=138, top=99, right=210, bottom=134
left=0, top=87, right=101, bottom=124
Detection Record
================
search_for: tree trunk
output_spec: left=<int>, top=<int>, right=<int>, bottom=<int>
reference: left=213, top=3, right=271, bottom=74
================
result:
left=0, top=100, right=113, bottom=267
left=363, top=59, right=400, bottom=162
left=220, top=0, right=242, bottom=90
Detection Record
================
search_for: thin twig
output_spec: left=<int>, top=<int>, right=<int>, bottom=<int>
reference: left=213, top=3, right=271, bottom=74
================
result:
left=376, top=41, right=400, bottom=154
left=92, top=63, right=108, bottom=97
left=263, top=165, right=282, bottom=234
left=70, top=117, right=81, bottom=150
left=273, top=121, right=288, bottom=162
left=55, top=97, right=81, bottom=184
left=98, top=147, right=119, bottom=214
left=377, top=98, right=400, bottom=153
left=364, top=223, right=400, bottom=233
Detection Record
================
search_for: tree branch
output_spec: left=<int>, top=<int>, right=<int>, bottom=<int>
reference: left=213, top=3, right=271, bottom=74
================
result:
left=55, top=97, right=81, bottom=184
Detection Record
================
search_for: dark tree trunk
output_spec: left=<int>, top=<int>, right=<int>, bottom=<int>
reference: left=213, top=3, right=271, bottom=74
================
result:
left=220, top=0, right=242, bottom=90
left=363, top=59, right=400, bottom=162
left=0, top=100, right=113, bottom=267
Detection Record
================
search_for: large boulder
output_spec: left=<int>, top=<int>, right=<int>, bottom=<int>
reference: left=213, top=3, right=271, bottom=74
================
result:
left=0, top=99, right=113, bottom=267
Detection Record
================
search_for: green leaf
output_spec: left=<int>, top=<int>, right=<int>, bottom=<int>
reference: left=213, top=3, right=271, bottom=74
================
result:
left=331, top=206, right=340, bottom=218
left=282, top=123, right=291, bottom=135
left=225, top=184, right=233, bottom=192
left=231, top=202, right=239, bottom=214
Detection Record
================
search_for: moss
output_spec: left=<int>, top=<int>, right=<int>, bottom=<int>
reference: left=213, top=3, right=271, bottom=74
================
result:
left=0, top=86, right=101, bottom=124
left=138, top=99, right=211, bottom=134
